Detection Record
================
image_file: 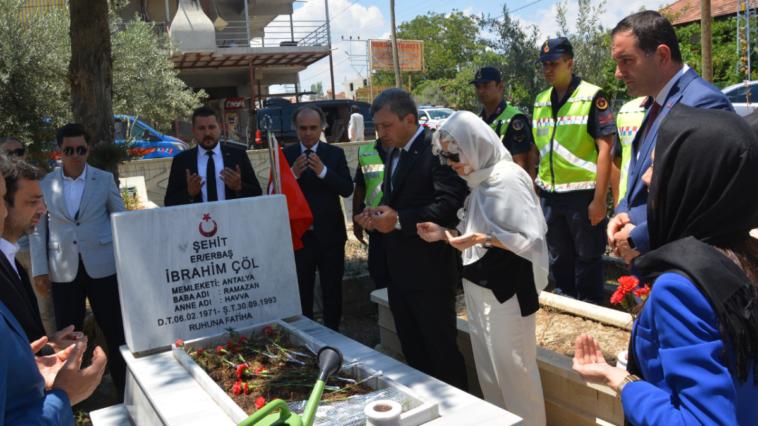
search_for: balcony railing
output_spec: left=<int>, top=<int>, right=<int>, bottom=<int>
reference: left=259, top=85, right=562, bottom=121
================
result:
left=216, top=20, right=329, bottom=49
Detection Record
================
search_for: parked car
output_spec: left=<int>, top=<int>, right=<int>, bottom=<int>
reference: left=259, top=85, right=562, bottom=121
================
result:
left=253, top=98, right=376, bottom=146
left=417, top=107, right=455, bottom=132
left=115, top=115, right=189, bottom=159
left=722, top=81, right=758, bottom=116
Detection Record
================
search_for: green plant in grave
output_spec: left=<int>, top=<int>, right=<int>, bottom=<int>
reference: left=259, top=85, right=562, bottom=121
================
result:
left=120, top=186, right=141, bottom=211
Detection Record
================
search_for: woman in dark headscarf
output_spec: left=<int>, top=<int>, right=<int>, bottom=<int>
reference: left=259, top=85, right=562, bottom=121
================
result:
left=572, top=104, right=758, bottom=425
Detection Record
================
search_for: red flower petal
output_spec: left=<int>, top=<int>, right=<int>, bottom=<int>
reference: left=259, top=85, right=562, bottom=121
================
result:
left=255, top=396, right=266, bottom=410
left=175, top=340, right=185, bottom=347
left=618, top=276, right=640, bottom=293
left=197, top=348, right=206, bottom=357
left=238, top=336, right=248, bottom=345
left=236, top=364, right=248, bottom=378
left=243, top=382, right=250, bottom=394
left=232, top=380, right=243, bottom=395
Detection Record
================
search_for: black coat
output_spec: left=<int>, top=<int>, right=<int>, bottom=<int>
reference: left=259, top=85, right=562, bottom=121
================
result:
left=164, top=144, right=263, bottom=206
left=380, top=128, right=468, bottom=290
left=282, top=141, right=354, bottom=245
left=0, top=254, right=52, bottom=355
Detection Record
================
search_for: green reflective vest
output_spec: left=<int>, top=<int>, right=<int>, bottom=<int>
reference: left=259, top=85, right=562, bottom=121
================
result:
left=616, top=97, right=647, bottom=200
left=487, top=103, right=523, bottom=139
left=533, top=81, right=601, bottom=192
left=358, top=142, right=384, bottom=208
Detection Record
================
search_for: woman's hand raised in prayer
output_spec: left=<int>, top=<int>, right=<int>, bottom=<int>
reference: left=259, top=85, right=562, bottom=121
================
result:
left=572, top=334, right=629, bottom=392
left=417, top=222, right=447, bottom=243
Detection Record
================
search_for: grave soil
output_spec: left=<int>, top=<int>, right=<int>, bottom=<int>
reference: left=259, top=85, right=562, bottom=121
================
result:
left=455, top=294, right=631, bottom=366
left=184, top=330, right=374, bottom=416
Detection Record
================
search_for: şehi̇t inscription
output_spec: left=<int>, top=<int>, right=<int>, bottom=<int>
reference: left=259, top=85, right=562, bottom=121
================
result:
left=158, top=213, right=276, bottom=332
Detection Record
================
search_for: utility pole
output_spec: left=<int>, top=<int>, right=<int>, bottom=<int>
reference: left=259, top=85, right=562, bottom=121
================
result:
left=701, top=0, right=713, bottom=82
left=390, top=0, right=402, bottom=88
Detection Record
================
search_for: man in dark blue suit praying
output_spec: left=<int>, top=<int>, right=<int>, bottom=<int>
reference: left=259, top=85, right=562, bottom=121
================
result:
left=607, top=11, right=733, bottom=266
left=283, top=105, right=353, bottom=332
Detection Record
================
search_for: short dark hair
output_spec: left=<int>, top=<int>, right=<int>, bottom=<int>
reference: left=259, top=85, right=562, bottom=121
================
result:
left=562, top=52, right=574, bottom=61
left=351, top=104, right=360, bottom=114
left=291, top=105, right=327, bottom=130
left=56, top=124, right=90, bottom=147
left=192, top=106, right=220, bottom=127
left=370, top=88, right=418, bottom=125
left=0, top=136, right=24, bottom=147
left=2, top=158, right=46, bottom=207
left=611, top=10, right=682, bottom=63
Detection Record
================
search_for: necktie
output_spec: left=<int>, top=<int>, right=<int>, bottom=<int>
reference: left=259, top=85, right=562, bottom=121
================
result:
left=303, top=148, right=313, bottom=179
left=391, top=149, right=406, bottom=186
left=644, top=102, right=661, bottom=140
left=206, top=151, right=218, bottom=202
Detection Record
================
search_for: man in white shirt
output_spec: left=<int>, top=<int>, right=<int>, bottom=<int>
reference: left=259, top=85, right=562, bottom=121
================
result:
left=0, top=158, right=86, bottom=355
left=348, top=104, right=365, bottom=141
left=164, top=106, right=262, bottom=206
left=30, top=123, right=129, bottom=400
left=282, top=105, right=354, bottom=331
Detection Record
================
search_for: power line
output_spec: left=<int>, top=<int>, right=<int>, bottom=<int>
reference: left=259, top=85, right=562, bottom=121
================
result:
left=300, top=57, right=350, bottom=83
left=330, top=0, right=361, bottom=21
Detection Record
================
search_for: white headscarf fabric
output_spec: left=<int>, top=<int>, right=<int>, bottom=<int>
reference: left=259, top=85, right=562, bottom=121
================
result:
left=433, top=111, right=549, bottom=293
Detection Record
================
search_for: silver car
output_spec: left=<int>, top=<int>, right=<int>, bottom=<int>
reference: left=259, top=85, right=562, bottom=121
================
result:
left=722, top=81, right=758, bottom=116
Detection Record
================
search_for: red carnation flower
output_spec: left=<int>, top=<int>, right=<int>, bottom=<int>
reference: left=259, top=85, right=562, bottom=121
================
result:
left=234, top=347, right=240, bottom=354
left=236, top=364, right=249, bottom=378
left=255, top=396, right=266, bottom=410
left=634, top=284, right=651, bottom=300
left=197, top=348, right=206, bottom=357
left=227, top=338, right=234, bottom=349
left=262, top=326, right=275, bottom=337
left=255, top=366, right=266, bottom=375
left=217, top=346, right=227, bottom=356
left=618, top=276, right=639, bottom=293
left=175, top=340, right=185, bottom=347
left=238, top=336, right=248, bottom=345
left=232, top=380, right=243, bottom=395
left=243, top=382, right=250, bottom=394
left=610, top=287, right=626, bottom=305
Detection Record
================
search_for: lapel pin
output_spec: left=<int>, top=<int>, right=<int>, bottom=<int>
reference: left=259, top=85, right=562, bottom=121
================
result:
left=667, top=103, right=671, bottom=108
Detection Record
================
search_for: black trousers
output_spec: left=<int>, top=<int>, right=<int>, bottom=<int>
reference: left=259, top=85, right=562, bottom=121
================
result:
left=52, top=258, right=127, bottom=401
left=387, top=280, right=468, bottom=391
left=294, top=231, right=345, bottom=331
left=367, top=231, right=387, bottom=290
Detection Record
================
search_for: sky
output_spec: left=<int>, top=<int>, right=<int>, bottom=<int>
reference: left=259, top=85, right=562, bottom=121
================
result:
left=269, top=0, right=674, bottom=96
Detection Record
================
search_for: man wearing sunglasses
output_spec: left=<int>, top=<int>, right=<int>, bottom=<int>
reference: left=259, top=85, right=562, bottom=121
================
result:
left=29, top=123, right=129, bottom=401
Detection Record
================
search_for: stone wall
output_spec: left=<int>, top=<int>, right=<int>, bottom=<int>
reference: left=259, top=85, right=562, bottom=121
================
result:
left=118, top=141, right=372, bottom=209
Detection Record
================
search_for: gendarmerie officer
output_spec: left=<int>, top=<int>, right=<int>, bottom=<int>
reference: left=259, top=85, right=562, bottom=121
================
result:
left=533, top=37, right=616, bottom=305
left=471, top=67, right=536, bottom=179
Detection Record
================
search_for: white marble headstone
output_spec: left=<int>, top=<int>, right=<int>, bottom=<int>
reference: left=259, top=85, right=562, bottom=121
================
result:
left=112, top=195, right=301, bottom=354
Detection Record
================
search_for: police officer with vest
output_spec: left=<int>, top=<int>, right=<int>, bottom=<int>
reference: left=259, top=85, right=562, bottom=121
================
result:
left=470, top=67, right=536, bottom=179
left=352, top=137, right=390, bottom=289
left=534, top=38, right=616, bottom=305
left=611, top=97, right=649, bottom=208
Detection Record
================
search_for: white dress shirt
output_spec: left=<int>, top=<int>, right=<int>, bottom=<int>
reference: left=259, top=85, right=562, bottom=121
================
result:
left=62, top=164, right=87, bottom=220
left=637, top=64, right=689, bottom=160
left=390, top=125, right=424, bottom=190
left=0, top=238, right=20, bottom=279
left=197, top=143, right=226, bottom=202
left=293, top=142, right=328, bottom=179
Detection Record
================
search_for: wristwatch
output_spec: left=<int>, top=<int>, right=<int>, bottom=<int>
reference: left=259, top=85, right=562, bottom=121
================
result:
left=394, top=214, right=402, bottom=230
left=483, top=234, right=492, bottom=249
left=616, top=374, right=642, bottom=402
left=627, top=235, right=637, bottom=251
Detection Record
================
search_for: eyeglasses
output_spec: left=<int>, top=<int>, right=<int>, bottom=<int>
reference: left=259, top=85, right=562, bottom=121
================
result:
left=62, top=146, right=88, bottom=156
left=437, top=150, right=461, bottom=163
left=4, top=148, right=25, bottom=158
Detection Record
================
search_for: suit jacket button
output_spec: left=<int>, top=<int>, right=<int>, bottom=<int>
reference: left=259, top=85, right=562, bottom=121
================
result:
left=76, top=222, right=80, bottom=226
left=73, top=241, right=77, bottom=245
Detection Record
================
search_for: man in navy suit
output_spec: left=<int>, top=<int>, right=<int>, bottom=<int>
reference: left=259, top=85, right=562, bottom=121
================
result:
left=282, top=105, right=353, bottom=332
left=607, top=11, right=733, bottom=265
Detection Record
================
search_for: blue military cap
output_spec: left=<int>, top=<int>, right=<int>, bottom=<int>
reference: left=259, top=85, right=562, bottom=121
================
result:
left=469, top=67, right=501, bottom=84
left=536, top=37, right=573, bottom=63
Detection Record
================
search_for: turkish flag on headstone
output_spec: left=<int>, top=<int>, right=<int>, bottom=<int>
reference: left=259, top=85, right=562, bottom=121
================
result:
left=267, top=137, right=313, bottom=251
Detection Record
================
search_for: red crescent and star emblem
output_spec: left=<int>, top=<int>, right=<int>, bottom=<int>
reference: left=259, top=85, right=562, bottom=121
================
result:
left=199, top=213, right=218, bottom=237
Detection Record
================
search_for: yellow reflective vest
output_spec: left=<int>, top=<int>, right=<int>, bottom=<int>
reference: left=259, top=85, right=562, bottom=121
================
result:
left=533, top=81, right=601, bottom=192
left=358, top=142, right=384, bottom=208
left=616, top=97, right=648, bottom=200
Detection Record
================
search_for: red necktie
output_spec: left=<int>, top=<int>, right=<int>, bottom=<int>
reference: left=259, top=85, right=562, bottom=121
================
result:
left=644, top=102, right=661, bottom=140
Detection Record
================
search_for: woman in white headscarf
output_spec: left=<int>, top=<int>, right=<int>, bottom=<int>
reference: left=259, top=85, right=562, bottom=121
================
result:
left=418, top=111, right=548, bottom=426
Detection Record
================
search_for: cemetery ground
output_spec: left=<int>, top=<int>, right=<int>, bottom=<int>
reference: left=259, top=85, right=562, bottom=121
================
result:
left=72, top=230, right=630, bottom=425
